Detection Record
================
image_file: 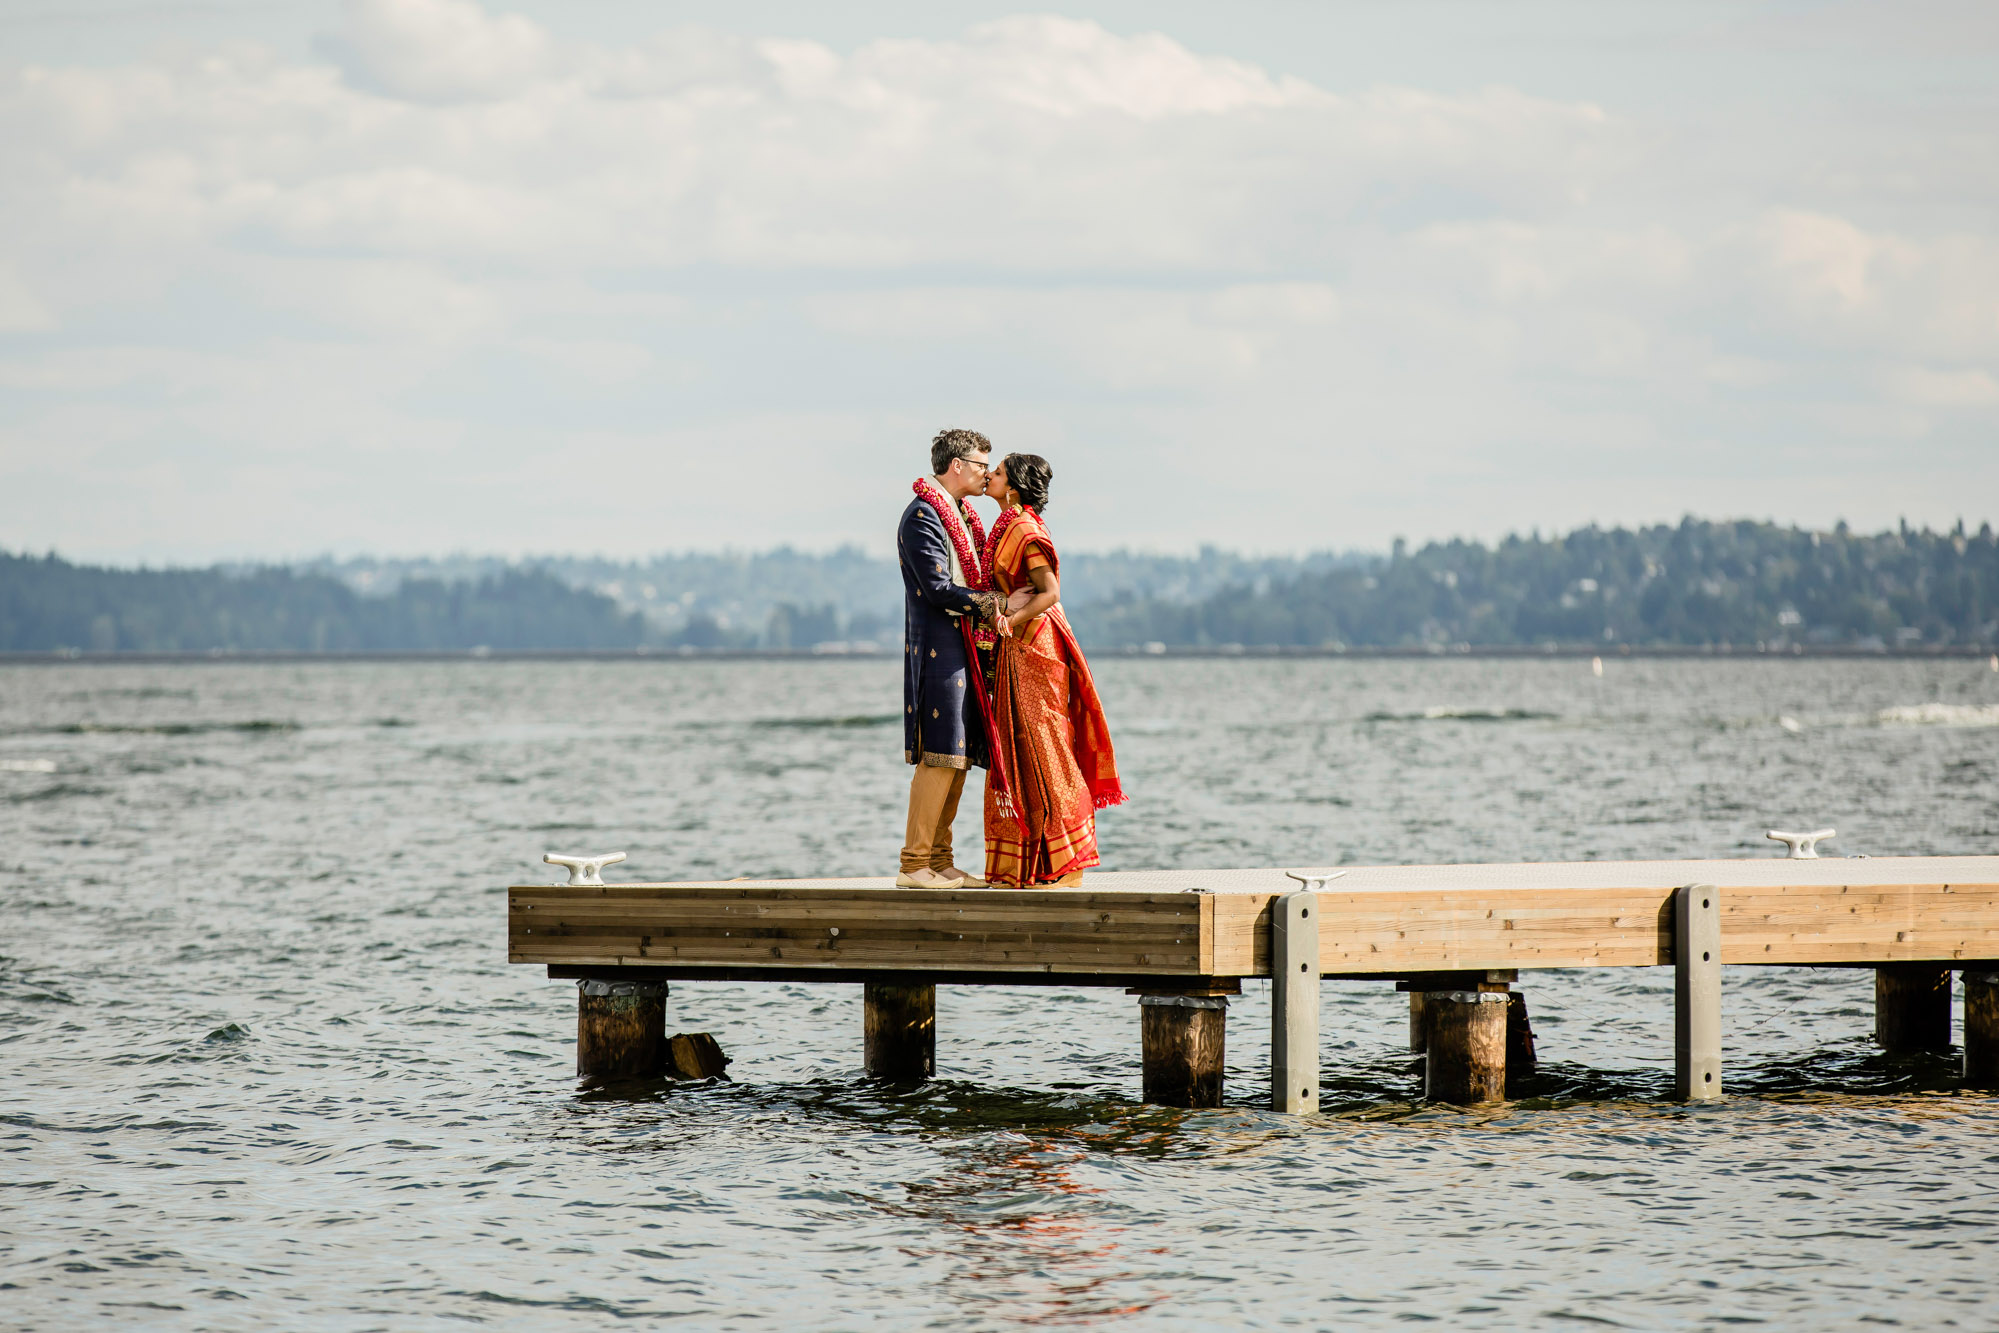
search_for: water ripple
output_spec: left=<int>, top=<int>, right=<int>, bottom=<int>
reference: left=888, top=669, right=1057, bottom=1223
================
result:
left=2, top=657, right=1997, bottom=1328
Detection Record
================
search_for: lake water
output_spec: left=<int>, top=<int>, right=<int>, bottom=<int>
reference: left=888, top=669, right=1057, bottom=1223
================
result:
left=4, top=657, right=1998, bottom=1329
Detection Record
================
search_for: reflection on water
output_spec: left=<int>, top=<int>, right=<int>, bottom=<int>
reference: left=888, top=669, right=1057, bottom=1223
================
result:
left=2, top=657, right=1998, bottom=1328
left=877, top=1125, right=1161, bottom=1326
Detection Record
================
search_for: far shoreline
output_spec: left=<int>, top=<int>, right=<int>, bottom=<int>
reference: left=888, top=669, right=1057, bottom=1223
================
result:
left=5, top=645, right=1997, bottom=666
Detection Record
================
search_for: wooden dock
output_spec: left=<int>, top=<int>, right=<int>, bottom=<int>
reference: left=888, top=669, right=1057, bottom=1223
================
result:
left=509, top=856, right=1999, bottom=1107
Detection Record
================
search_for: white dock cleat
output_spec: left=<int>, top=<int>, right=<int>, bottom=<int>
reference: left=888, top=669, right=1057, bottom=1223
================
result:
left=544, top=851, right=627, bottom=885
left=1766, top=829, right=1835, bottom=859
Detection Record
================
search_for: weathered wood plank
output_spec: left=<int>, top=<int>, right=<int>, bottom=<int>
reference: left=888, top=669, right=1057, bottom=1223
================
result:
left=1722, top=885, right=1999, bottom=963
left=519, top=923, right=1200, bottom=946
left=510, top=894, right=1203, bottom=920
left=1211, top=893, right=1269, bottom=975
left=510, top=884, right=1210, bottom=973
left=1197, top=892, right=1217, bottom=976
left=516, top=912, right=1198, bottom=938
left=546, top=964, right=1246, bottom=987
left=511, top=885, right=1206, bottom=910
left=508, top=863, right=1999, bottom=979
left=1305, top=887, right=1675, bottom=973
left=516, top=940, right=1205, bottom=971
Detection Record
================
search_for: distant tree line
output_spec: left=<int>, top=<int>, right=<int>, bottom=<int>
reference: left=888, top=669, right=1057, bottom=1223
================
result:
left=295, top=545, right=1365, bottom=650
left=0, top=554, right=646, bottom=653
left=1081, top=519, right=1999, bottom=650
left=4, top=518, right=1994, bottom=654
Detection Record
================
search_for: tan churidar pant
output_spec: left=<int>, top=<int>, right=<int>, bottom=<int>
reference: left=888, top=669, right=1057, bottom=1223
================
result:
left=901, top=764, right=967, bottom=875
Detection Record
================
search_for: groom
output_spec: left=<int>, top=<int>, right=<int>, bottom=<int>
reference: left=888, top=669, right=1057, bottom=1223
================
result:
left=897, top=428, right=1001, bottom=888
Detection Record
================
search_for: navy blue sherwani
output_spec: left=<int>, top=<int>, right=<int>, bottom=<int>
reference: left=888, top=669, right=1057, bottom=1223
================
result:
left=900, top=493, right=992, bottom=769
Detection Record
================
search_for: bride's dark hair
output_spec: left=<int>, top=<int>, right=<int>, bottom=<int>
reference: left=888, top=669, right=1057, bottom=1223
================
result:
left=1002, top=453, right=1052, bottom=512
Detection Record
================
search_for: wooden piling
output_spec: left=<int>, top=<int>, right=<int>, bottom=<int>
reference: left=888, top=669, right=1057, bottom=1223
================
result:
left=863, top=982, right=935, bottom=1080
left=1141, top=995, right=1227, bottom=1108
left=1402, top=972, right=1514, bottom=1056
left=1505, top=991, right=1537, bottom=1085
left=1875, top=962, right=1952, bottom=1053
left=665, top=1032, right=731, bottom=1080
left=1964, top=971, right=1999, bottom=1089
left=1423, top=992, right=1507, bottom=1103
left=576, top=978, right=667, bottom=1079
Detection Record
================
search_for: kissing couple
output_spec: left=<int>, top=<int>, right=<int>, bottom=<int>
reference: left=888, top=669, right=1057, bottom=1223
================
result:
left=896, top=428, right=1125, bottom=889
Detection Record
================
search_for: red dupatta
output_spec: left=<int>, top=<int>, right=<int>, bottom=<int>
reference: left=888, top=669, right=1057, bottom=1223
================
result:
left=983, top=508, right=1126, bottom=839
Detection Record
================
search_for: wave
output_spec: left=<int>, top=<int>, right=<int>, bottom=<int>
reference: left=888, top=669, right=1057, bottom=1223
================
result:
left=7, top=783, right=109, bottom=803
left=751, top=714, right=900, bottom=730
left=1363, top=707, right=1559, bottom=723
left=0, top=759, right=57, bottom=773
left=1875, top=703, right=1999, bottom=728
left=46, top=720, right=300, bottom=736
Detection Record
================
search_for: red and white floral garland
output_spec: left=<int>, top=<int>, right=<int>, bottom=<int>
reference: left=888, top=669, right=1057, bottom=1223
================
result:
left=979, top=503, right=1037, bottom=589
left=911, top=478, right=997, bottom=647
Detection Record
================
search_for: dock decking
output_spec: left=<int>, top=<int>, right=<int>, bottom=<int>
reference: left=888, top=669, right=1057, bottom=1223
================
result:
left=508, top=856, right=1999, bottom=1107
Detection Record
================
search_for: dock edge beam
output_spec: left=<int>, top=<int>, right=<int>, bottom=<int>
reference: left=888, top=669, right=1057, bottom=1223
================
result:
left=1674, top=883, right=1722, bottom=1101
left=1270, top=889, right=1320, bottom=1113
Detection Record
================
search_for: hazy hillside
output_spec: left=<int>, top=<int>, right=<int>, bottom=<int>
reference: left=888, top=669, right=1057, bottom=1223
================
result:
left=296, top=547, right=1366, bottom=649
left=5, top=519, right=1993, bottom=653
left=0, top=556, right=644, bottom=654
left=1085, top=519, right=1999, bottom=651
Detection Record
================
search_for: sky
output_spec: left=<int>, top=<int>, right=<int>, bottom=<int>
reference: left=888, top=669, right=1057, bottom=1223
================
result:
left=1, top=0, right=1995, bottom=562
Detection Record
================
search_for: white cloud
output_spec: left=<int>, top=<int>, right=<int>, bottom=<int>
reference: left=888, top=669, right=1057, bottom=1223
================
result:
left=5, top=9, right=1627, bottom=272
left=319, top=0, right=554, bottom=102
left=1762, top=211, right=1886, bottom=309
left=0, top=0, right=1994, bottom=559
left=1881, top=365, right=1999, bottom=408
left=0, top=264, right=54, bottom=332
left=869, top=16, right=1321, bottom=119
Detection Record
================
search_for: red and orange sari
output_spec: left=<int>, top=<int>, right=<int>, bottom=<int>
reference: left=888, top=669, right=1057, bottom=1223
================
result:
left=979, top=506, right=1125, bottom=887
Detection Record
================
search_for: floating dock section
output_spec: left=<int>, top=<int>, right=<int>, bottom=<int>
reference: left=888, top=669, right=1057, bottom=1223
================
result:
left=508, top=856, right=1999, bottom=1107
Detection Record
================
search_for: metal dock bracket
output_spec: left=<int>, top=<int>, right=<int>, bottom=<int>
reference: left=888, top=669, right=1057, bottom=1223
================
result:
left=1675, top=883, right=1722, bottom=1100
left=1271, top=883, right=1325, bottom=1113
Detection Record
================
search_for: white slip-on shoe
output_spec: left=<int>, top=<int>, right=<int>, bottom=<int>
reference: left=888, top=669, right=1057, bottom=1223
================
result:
left=943, top=866, right=987, bottom=887
left=895, top=867, right=965, bottom=889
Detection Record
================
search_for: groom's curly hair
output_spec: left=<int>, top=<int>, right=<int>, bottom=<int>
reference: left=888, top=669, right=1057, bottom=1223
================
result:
left=930, top=428, right=992, bottom=474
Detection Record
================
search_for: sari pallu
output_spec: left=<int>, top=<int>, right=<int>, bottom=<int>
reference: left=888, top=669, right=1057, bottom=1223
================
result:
left=982, top=509, right=1125, bottom=887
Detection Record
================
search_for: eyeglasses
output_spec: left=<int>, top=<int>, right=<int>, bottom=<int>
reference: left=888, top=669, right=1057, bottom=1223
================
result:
left=959, top=457, right=991, bottom=473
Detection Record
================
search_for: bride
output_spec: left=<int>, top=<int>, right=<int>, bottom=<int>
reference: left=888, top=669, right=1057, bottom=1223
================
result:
left=975, top=454, right=1125, bottom=887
